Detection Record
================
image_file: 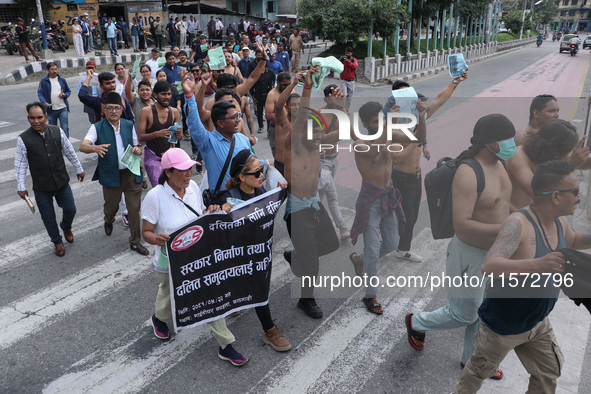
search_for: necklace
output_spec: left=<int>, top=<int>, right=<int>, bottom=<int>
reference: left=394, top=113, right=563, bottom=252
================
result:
left=529, top=203, right=557, bottom=252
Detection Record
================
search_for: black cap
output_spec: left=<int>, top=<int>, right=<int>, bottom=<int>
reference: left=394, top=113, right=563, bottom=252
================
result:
left=105, top=92, right=122, bottom=106
left=17, top=17, right=24, bottom=22
left=229, top=149, right=255, bottom=178
left=152, top=47, right=160, bottom=52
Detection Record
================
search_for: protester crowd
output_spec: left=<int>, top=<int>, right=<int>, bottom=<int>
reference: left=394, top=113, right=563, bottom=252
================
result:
left=13, top=25, right=591, bottom=391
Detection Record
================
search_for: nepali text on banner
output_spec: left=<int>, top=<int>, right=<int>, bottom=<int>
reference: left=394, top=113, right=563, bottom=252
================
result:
left=167, top=188, right=285, bottom=332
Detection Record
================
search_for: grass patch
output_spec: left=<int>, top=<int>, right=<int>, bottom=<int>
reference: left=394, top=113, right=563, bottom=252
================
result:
left=496, top=30, right=540, bottom=42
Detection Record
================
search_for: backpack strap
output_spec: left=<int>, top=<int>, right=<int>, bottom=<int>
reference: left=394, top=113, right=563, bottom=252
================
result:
left=460, top=157, right=485, bottom=198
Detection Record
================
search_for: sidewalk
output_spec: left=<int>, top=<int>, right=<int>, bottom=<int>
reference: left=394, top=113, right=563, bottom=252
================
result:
left=0, top=44, right=156, bottom=85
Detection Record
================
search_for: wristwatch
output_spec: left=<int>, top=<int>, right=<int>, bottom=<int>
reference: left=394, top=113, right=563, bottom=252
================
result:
left=452, top=79, right=460, bottom=84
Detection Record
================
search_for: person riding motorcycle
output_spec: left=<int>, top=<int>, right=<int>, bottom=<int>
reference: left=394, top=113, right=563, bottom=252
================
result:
left=537, top=33, right=543, bottom=46
left=569, top=35, right=581, bottom=51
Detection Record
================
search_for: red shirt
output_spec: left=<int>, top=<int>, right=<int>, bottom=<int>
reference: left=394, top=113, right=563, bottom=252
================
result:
left=339, top=57, right=358, bottom=80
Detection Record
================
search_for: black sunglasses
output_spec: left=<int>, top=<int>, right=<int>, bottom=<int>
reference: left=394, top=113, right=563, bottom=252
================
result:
left=540, top=186, right=580, bottom=196
left=244, top=167, right=263, bottom=178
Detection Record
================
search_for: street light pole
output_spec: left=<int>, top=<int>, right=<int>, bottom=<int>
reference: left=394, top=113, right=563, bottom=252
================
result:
left=519, top=0, right=526, bottom=39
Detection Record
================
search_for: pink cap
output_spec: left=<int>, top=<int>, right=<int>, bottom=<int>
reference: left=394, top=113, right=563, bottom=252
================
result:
left=161, top=148, right=198, bottom=171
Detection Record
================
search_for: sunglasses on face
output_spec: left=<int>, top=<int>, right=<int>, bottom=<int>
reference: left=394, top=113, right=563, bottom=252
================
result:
left=244, top=167, right=263, bottom=178
left=540, top=186, right=580, bottom=196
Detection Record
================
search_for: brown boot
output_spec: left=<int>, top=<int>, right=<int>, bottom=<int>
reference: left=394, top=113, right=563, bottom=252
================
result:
left=263, top=325, right=292, bottom=351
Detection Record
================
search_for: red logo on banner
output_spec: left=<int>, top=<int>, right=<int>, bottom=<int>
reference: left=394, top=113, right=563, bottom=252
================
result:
left=171, top=226, right=203, bottom=251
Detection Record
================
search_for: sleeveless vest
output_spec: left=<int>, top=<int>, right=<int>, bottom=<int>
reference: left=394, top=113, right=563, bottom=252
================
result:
left=91, top=118, right=142, bottom=187
left=19, top=124, right=69, bottom=192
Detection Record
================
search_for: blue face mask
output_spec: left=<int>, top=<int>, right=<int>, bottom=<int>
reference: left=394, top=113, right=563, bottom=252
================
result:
left=489, top=137, right=516, bottom=160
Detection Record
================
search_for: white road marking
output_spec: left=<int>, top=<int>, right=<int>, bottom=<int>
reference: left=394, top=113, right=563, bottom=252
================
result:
left=0, top=137, right=80, bottom=161
left=0, top=250, right=153, bottom=350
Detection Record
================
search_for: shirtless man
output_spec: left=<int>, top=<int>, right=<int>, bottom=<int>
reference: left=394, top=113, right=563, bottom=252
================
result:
left=283, top=66, right=340, bottom=318
left=455, top=160, right=590, bottom=393
left=514, top=95, right=559, bottom=146
left=273, top=72, right=302, bottom=176
left=265, top=71, right=292, bottom=157
left=406, top=114, right=517, bottom=381
left=387, top=73, right=468, bottom=262
left=508, top=119, right=580, bottom=209
left=349, top=100, right=427, bottom=314
left=137, top=80, right=181, bottom=187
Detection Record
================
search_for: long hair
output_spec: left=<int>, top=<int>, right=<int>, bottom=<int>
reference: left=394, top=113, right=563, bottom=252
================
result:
left=225, top=156, right=258, bottom=190
left=522, top=119, right=578, bottom=164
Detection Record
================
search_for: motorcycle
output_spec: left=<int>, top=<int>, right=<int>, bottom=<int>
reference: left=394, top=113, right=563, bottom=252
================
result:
left=537, top=39, right=542, bottom=47
left=570, top=44, right=578, bottom=56
left=1, top=23, right=17, bottom=55
left=48, top=20, right=68, bottom=51
left=144, top=30, right=155, bottom=47
left=300, top=30, right=311, bottom=43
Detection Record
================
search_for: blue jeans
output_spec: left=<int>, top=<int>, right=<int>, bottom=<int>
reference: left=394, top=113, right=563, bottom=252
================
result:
left=360, top=199, right=400, bottom=297
left=34, top=184, right=77, bottom=245
left=82, top=33, right=89, bottom=52
left=47, top=107, right=69, bottom=138
left=108, top=37, right=117, bottom=55
left=131, top=35, right=139, bottom=51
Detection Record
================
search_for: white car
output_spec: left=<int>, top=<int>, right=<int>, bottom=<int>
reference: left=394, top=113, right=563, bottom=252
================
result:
left=584, top=35, right=591, bottom=49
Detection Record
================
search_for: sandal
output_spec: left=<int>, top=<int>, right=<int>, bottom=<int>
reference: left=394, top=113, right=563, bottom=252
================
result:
left=405, top=313, right=425, bottom=350
left=349, top=253, right=364, bottom=277
left=363, top=297, right=383, bottom=315
left=460, top=362, right=503, bottom=380
left=141, top=180, right=148, bottom=189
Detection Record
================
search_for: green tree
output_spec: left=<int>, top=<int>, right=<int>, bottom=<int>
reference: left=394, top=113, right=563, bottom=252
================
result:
left=533, top=0, right=559, bottom=27
left=299, top=0, right=373, bottom=45
left=501, top=9, right=524, bottom=32
left=370, top=0, right=409, bottom=39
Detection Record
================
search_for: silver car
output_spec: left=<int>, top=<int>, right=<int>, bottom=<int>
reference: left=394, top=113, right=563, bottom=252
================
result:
left=560, top=34, right=578, bottom=52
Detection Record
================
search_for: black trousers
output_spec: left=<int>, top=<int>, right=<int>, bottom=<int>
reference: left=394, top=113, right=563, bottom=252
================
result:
left=286, top=203, right=339, bottom=298
left=255, top=94, right=268, bottom=129
left=391, top=168, right=422, bottom=251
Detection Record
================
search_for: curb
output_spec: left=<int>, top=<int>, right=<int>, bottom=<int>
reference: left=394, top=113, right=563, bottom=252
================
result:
left=0, top=52, right=153, bottom=86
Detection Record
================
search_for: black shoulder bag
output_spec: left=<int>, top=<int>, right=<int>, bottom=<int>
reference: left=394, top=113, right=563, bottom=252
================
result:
left=202, top=135, right=236, bottom=207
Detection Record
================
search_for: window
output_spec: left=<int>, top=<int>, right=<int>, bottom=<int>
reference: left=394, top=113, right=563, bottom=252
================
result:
left=563, top=0, right=569, bottom=5
left=561, top=10, right=568, bottom=15
left=67, top=4, right=78, bottom=11
left=231, top=2, right=239, bottom=12
left=570, top=9, right=578, bottom=15
left=589, top=10, right=591, bottom=17
left=246, top=1, right=251, bottom=15
left=571, top=0, right=578, bottom=5
left=267, top=1, right=275, bottom=13
left=0, top=5, right=21, bottom=24
left=583, top=0, right=587, bottom=5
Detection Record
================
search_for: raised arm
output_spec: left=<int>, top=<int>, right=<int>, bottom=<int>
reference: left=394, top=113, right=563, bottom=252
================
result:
left=196, top=73, right=213, bottom=125
left=181, top=68, right=210, bottom=150
left=236, top=43, right=267, bottom=97
left=275, top=72, right=302, bottom=126
left=287, top=67, right=314, bottom=144
left=125, top=65, right=135, bottom=105
left=427, top=71, right=468, bottom=119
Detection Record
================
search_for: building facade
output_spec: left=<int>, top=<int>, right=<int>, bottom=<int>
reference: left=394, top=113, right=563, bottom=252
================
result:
left=553, top=0, right=591, bottom=31
left=225, top=0, right=295, bottom=21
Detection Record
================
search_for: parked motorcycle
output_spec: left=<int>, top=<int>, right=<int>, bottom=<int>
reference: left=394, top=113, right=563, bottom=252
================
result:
left=570, top=44, right=578, bottom=56
left=48, top=20, right=68, bottom=51
left=144, top=30, right=155, bottom=47
left=300, top=30, right=311, bottom=43
left=1, top=23, right=17, bottom=55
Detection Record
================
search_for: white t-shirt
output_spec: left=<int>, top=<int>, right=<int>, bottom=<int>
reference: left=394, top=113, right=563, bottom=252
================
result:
left=49, top=77, right=66, bottom=110
left=176, top=21, right=187, bottom=34
left=570, top=37, right=581, bottom=44
left=84, top=121, right=139, bottom=170
left=145, top=58, right=160, bottom=79
left=141, top=180, right=205, bottom=272
left=243, top=21, right=250, bottom=31
left=216, top=20, right=223, bottom=31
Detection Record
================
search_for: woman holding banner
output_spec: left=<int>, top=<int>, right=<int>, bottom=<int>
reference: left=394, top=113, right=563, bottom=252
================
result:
left=141, top=148, right=249, bottom=366
left=217, top=149, right=292, bottom=352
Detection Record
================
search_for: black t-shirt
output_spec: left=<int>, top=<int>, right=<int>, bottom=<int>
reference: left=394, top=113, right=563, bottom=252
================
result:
left=15, top=25, right=30, bottom=43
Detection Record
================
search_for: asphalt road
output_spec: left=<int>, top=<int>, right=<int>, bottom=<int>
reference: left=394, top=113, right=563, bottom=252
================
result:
left=1, top=39, right=591, bottom=394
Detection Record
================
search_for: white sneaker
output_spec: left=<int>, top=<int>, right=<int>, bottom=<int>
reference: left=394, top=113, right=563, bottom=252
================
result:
left=122, top=214, right=129, bottom=227
left=395, top=250, right=422, bottom=262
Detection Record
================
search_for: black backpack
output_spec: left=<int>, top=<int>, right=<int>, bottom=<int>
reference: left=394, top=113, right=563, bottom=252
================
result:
left=424, top=156, right=485, bottom=240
